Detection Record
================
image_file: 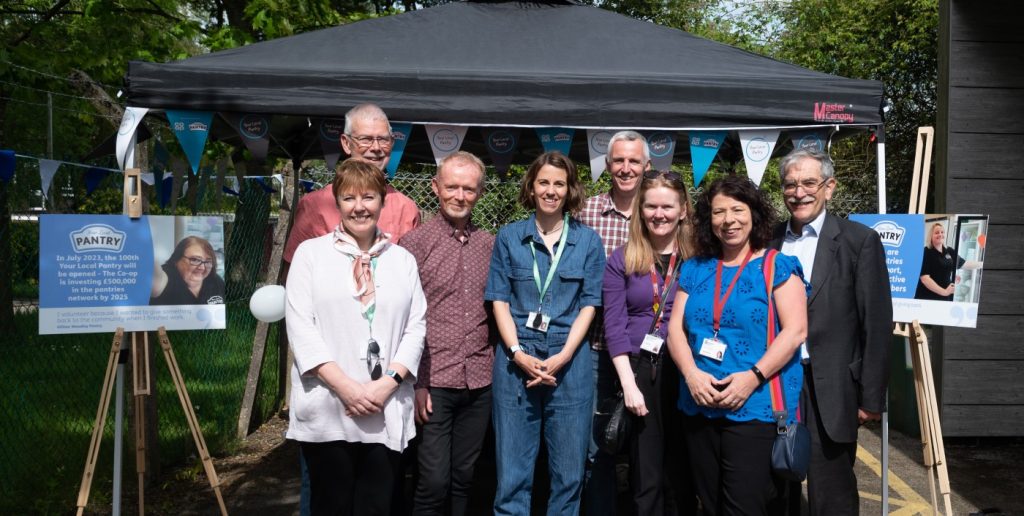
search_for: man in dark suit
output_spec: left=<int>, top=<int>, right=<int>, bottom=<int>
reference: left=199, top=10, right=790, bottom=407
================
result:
left=771, top=148, right=892, bottom=515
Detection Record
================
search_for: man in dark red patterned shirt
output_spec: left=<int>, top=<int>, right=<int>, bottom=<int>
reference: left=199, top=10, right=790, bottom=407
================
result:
left=579, top=130, right=651, bottom=515
left=401, top=151, right=495, bottom=516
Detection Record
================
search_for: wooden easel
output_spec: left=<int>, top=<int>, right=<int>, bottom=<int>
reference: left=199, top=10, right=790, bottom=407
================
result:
left=74, top=170, right=228, bottom=515
left=75, top=327, right=228, bottom=515
left=894, top=321, right=953, bottom=516
left=891, top=127, right=953, bottom=516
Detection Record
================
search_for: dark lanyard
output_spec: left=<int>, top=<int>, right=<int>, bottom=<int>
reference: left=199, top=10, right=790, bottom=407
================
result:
left=712, top=249, right=754, bottom=336
left=648, top=252, right=679, bottom=334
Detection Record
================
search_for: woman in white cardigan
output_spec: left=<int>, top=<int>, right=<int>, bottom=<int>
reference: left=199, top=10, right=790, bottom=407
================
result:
left=285, top=158, right=426, bottom=515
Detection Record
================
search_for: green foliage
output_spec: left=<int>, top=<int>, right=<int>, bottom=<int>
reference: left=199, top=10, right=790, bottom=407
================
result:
left=738, top=0, right=938, bottom=212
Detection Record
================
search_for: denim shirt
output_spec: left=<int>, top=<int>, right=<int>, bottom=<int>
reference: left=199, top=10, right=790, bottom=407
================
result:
left=485, top=214, right=605, bottom=352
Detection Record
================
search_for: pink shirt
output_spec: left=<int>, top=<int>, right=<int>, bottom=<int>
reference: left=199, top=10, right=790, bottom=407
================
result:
left=284, top=184, right=421, bottom=263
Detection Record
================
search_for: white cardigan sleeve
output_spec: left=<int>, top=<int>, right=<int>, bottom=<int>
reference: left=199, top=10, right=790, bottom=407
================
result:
left=390, top=251, right=426, bottom=382
left=285, top=240, right=335, bottom=376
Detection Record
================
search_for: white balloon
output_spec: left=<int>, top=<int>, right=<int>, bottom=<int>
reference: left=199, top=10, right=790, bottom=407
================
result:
left=249, top=285, right=286, bottom=323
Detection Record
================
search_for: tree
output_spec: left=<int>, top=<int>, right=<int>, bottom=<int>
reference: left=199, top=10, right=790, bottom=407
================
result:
left=750, top=0, right=938, bottom=212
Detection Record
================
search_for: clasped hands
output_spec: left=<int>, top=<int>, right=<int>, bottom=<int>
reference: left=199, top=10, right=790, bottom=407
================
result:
left=513, top=349, right=567, bottom=388
left=337, top=376, right=398, bottom=417
left=685, top=368, right=759, bottom=412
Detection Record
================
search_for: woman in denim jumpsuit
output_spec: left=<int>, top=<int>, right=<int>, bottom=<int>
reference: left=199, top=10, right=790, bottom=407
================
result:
left=484, top=152, right=606, bottom=515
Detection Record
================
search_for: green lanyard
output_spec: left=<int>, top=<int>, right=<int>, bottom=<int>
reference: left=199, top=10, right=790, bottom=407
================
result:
left=363, top=256, right=378, bottom=327
left=528, top=213, right=570, bottom=310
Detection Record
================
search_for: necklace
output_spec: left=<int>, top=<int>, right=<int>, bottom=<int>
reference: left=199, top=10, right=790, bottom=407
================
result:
left=536, top=220, right=564, bottom=235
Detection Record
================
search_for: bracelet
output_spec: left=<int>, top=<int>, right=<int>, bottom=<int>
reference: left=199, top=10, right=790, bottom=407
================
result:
left=509, top=345, right=522, bottom=358
left=750, top=365, right=767, bottom=385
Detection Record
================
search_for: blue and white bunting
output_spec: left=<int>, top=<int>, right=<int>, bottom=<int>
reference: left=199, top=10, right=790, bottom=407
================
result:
left=386, top=123, right=413, bottom=178
left=644, top=131, right=677, bottom=172
left=688, top=131, right=726, bottom=186
left=586, top=129, right=614, bottom=181
left=166, top=110, right=214, bottom=175
left=318, top=118, right=346, bottom=171
left=536, top=127, right=575, bottom=156
left=39, top=159, right=61, bottom=201
left=739, top=129, right=780, bottom=186
left=85, top=167, right=109, bottom=194
left=425, top=124, right=467, bottom=165
left=481, top=127, right=521, bottom=179
left=115, top=107, right=149, bottom=171
left=789, top=129, right=829, bottom=153
left=0, top=150, right=14, bottom=182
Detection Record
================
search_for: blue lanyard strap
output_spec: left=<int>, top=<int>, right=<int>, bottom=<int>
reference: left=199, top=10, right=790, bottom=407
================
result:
left=529, top=213, right=570, bottom=308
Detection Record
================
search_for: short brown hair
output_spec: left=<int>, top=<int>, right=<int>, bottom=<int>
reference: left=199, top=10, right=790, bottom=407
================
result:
left=518, top=152, right=585, bottom=215
left=332, top=158, right=388, bottom=205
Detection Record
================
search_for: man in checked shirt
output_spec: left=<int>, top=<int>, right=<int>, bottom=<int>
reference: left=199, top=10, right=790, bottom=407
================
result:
left=401, top=151, right=496, bottom=516
left=578, top=131, right=651, bottom=515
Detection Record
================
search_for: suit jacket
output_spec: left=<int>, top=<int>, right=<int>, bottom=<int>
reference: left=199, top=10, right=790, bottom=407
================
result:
left=772, top=213, right=892, bottom=443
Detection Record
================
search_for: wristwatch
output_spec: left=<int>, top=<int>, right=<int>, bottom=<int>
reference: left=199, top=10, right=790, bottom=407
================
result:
left=750, top=365, right=767, bottom=386
left=385, top=368, right=403, bottom=384
left=509, top=345, right=522, bottom=358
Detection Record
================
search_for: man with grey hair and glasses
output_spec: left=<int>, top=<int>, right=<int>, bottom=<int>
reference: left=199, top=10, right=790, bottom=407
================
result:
left=770, top=147, right=891, bottom=516
left=284, top=103, right=420, bottom=265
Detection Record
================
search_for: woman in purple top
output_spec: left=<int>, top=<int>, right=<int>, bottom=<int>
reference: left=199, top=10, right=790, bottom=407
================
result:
left=602, top=170, right=695, bottom=514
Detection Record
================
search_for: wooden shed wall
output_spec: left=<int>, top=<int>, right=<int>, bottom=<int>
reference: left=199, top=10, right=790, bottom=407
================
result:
left=939, top=0, right=1024, bottom=436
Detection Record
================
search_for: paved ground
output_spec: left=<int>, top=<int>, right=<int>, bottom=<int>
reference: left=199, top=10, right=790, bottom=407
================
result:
left=141, top=414, right=1024, bottom=515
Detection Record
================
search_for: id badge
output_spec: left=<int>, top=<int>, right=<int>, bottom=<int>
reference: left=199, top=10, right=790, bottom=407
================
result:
left=640, top=333, right=664, bottom=354
left=699, top=337, right=727, bottom=361
left=527, top=311, right=551, bottom=333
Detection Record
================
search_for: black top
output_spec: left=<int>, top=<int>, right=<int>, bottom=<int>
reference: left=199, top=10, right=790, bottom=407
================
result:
left=915, top=245, right=965, bottom=301
left=150, top=264, right=226, bottom=306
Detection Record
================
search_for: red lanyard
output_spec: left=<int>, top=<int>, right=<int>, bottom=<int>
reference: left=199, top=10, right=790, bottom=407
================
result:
left=649, top=252, right=678, bottom=333
left=713, top=249, right=754, bottom=335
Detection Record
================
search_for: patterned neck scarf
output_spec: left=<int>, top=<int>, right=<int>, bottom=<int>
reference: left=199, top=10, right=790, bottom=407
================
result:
left=332, top=225, right=390, bottom=314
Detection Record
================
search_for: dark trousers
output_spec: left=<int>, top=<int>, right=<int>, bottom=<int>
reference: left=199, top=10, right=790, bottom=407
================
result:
left=803, top=367, right=858, bottom=516
left=684, top=415, right=777, bottom=516
left=413, top=386, right=493, bottom=516
left=300, top=440, right=401, bottom=516
left=629, top=354, right=697, bottom=516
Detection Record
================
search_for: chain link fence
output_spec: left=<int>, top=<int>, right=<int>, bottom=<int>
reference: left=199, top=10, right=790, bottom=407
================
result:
left=0, top=166, right=871, bottom=512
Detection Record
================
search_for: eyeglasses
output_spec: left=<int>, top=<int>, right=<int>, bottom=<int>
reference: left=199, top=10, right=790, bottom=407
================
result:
left=644, top=170, right=684, bottom=183
left=782, top=178, right=830, bottom=195
left=346, top=134, right=395, bottom=149
left=367, top=338, right=382, bottom=380
left=184, top=256, right=213, bottom=268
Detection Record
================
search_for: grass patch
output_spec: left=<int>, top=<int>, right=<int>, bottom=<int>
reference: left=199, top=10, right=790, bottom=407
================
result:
left=0, top=304, right=282, bottom=514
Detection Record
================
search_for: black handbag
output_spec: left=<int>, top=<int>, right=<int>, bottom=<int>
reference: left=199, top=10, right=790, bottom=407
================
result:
left=595, top=388, right=631, bottom=455
left=763, top=249, right=811, bottom=482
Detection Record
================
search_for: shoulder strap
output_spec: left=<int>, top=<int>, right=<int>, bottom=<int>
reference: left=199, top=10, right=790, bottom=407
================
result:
left=763, top=250, right=788, bottom=422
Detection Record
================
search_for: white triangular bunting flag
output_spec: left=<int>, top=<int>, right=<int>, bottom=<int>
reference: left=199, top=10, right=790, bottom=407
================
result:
left=115, top=107, right=149, bottom=170
left=587, top=130, right=614, bottom=181
left=424, top=125, right=467, bottom=165
left=738, top=129, right=780, bottom=186
left=39, top=159, right=61, bottom=199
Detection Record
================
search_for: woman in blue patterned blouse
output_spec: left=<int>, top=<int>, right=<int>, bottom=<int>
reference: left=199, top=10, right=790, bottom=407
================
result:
left=665, top=175, right=808, bottom=515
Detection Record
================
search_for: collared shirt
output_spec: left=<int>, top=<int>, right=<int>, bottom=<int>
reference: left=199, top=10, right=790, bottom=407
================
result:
left=401, top=214, right=495, bottom=390
left=484, top=214, right=605, bottom=352
left=284, top=184, right=421, bottom=263
left=578, top=191, right=631, bottom=350
left=781, top=208, right=826, bottom=282
left=781, top=208, right=826, bottom=361
left=578, top=192, right=631, bottom=257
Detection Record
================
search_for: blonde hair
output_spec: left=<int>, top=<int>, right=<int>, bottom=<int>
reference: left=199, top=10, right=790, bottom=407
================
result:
left=624, top=172, right=695, bottom=275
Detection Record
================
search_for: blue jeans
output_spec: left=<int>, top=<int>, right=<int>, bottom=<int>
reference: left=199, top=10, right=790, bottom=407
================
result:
left=584, top=348, right=619, bottom=516
left=492, top=340, right=594, bottom=516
